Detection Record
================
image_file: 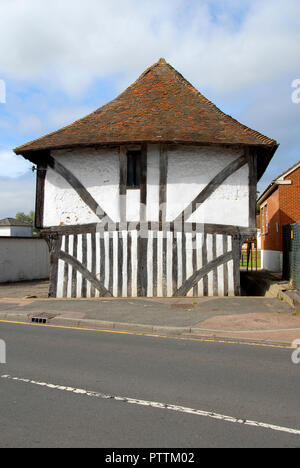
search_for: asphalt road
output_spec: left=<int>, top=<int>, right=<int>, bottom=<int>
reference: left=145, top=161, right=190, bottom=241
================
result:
left=0, top=322, right=299, bottom=448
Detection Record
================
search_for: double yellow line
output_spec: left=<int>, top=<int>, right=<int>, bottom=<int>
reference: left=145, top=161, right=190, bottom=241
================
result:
left=0, top=319, right=295, bottom=350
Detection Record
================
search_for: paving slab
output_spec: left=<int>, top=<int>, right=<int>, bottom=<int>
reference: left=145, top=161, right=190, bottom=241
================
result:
left=0, top=297, right=292, bottom=326
left=189, top=311, right=300, bottom=344
left=0, top=298, right=209, bottom=327
left=0, top=280, right=298, bottom=345
left=0, top=280, right=49, bottom=298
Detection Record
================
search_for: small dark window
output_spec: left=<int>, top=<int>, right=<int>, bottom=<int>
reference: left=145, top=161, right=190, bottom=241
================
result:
left=127, top=151, right=141, bottom=188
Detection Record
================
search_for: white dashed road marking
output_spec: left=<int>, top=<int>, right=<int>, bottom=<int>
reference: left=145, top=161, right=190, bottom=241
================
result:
left=2, top=374, right=300, bottom=437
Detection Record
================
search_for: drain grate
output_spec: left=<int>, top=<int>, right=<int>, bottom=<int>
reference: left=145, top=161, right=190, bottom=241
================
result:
left=32, top=317, right=47, bottom=324
left=30, top=312, right=59, bottom=324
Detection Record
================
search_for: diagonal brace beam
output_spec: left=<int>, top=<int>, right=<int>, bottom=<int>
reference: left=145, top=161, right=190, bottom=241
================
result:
left=173, top=250, right=233, bottom=297
left=58, top=250, right=112, bottom=297
left=174, top=154, right=248, bottom=225
left=46, top=154, right=113, bottom=224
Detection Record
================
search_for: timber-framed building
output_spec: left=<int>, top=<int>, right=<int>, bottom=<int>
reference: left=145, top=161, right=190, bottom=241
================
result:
left=15, top=59, right=278, bottom=298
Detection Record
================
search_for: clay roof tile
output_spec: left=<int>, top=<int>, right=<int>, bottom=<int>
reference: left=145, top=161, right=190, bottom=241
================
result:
left=14, top=59, right=278, bottom=179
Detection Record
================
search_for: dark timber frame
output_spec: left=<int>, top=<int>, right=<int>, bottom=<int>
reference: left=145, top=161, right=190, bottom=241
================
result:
left=174, top=153, right=249, bottom=225
left=34, top=150, right=114, bottom=229
left=35, top=144, right=256, bottom=298
left=35, top=160, right=47, bottom=229
left=248, top=148, right=258, bottom=229
left=119, top=146, right=127, bottom=223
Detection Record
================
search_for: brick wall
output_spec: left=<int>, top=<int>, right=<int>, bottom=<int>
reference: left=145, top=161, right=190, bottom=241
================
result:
left=279, top=166, right=300, bottom=229
left=260, top=188, right=280, bottom=251
left=260, top=165, right=300, bottom=252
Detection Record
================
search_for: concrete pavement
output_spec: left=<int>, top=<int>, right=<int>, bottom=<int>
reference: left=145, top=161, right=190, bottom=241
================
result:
left=0, top=278, right=300, bottom=345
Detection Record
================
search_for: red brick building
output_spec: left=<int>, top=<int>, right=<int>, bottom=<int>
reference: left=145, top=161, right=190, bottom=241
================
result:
left=257, top=161, right=300, bottom=271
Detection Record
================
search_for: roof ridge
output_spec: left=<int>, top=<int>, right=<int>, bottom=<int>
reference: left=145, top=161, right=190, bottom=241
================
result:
left=161, top=62, right=276, bottom=145
left=14, top=59, right=278, bottom=157
left=142, top=60, right=277, bottom=146
left=106, top=59, right=277, bottom=146
left=14, top=59, right=170, bottom=153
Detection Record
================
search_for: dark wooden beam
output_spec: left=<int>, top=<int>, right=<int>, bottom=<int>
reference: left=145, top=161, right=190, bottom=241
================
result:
left=118, top=233, right=123, bottom=297
left=62, top=235, right=69, bottom=298
left=45, top=153, right=113, bottom=224
left=232, top=236, right=241, bottom=296
left=174, top=154, right=248, bottom=224
left=91, top=232, right=96, bottom=297
left=81, top=234, right=87, bottom=298
left=248, top=148, right=258, bottom=229
left=35, top=156, right=48, bottom=229
left=48, top=235, right=61, bottom=298
left=41, top=222, right=257, bottom=238
left=140, top=143, right=147, bottom=222
left=223, top=235, right=228, bottom=296
left=119, top=146, right=127, bottom=223
left=159, top=144, right=168, bottom=225
left=58, top=250, right=112, bottom=297
left=127, top=232, right=132, bottom=297
left=137, top=234, right=148, bottom=296
left=71, top=234, right=78, bottom=298
left=173, top=250, right=233, bottom=297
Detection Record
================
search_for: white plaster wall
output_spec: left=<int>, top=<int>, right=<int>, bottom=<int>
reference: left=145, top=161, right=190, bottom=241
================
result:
left=43, top=144, right=250, bottom=227
left=261, top=250, right=283, bottom=272
left=44, top=148, right=120, bottom=227
left=0, top=226, right=11, bottom=237
left=166, top=146, right=249, bottom=226
left=0, top=238, right=49, bottom=282
left=146, top=144, right=160, bottom=222
left=44, top=167, right=99, bottom=227
left=126, top=189, right=140, bottom=221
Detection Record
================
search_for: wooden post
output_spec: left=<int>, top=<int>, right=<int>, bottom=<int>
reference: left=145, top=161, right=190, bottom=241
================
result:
left=119, top=146, right=127, bottom=224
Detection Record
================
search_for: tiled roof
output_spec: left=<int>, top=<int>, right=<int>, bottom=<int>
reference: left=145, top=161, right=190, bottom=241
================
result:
left=0, top=218, right=31, bottom=226
left=14, top=59, right=278, bottom=156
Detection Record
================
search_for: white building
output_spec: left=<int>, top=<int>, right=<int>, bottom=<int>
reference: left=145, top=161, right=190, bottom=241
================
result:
left=0, top=218, right=32, bottom=238
left=14, top=59, right=278, bottom=298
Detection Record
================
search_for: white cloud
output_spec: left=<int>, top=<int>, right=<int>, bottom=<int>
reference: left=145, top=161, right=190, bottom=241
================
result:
left=241, top=81, right=300, bottom=150
left=0, top=173, right=35, bottom=218
left=0, top=147, right=32, bottom=178
left=0, top=0, right=299, bottom=197
left=17, top=114, right=43, bottom=134
left=47, top=106, right=95, bottom=129
left=0, top=0, right=299, bottom=95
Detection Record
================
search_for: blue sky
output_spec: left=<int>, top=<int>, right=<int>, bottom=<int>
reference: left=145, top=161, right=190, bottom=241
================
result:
left=0, top=0, right=299, bottom=218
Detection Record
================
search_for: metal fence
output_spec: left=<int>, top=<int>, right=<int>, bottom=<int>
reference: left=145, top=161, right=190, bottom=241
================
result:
left=283, top=223, right=300, bottom=290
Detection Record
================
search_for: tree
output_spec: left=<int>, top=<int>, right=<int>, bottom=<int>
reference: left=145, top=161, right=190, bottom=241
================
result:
left=15, top=211, right=40, bottom=236
left=15, top=211, right=34, bottom=226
